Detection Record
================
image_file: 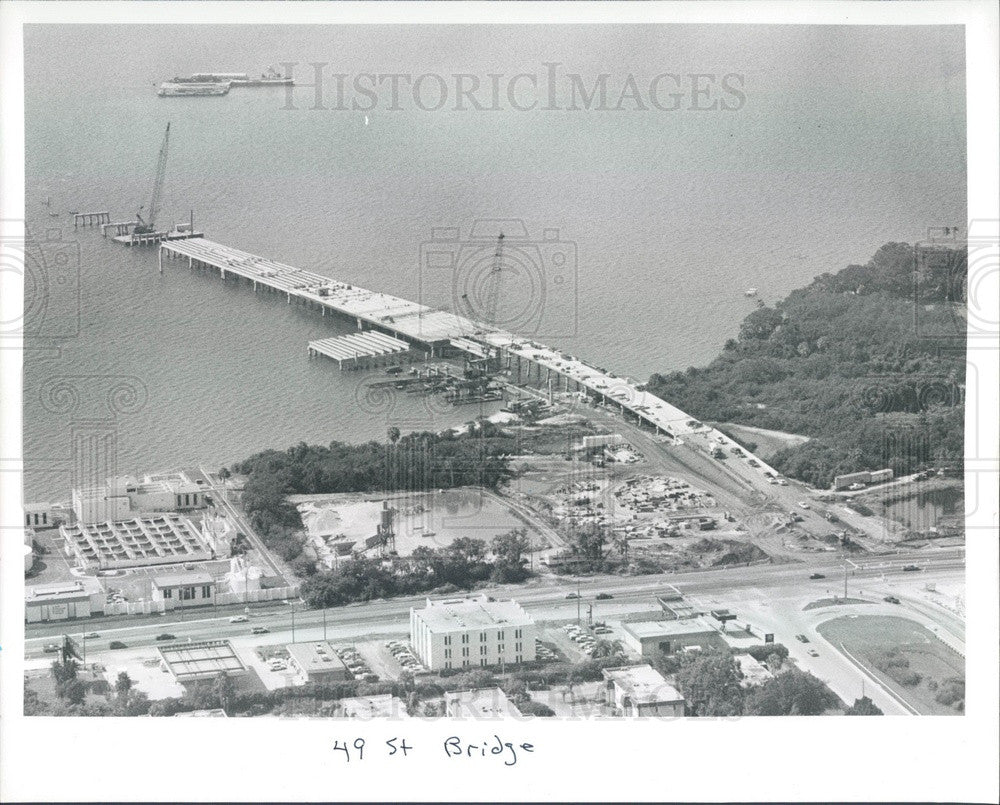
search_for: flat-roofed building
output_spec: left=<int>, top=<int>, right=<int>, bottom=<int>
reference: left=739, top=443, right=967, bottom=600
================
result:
left=335, top=694, right=409, bottom=719
left=445, top=687, right=523, bottom=719
left=23, top=502, right=62, bottom=530
left=603, top=664, right=685, bottom=718
left=621, top=619, right=724, bottom=657
left=175, top=709, right=228, bottom=717
left=60, top=513, right=211, bottom=570
left=410, top=594, right=535, bottom=672
left=151, top=572, right=216, bottom=610
left=25, top=577, right=104, bottom=623
left=286, top=642, right=351, bottom=685
left=72, top=472, right=209, bottom=525
left=158, top=640, right=246, bottom=684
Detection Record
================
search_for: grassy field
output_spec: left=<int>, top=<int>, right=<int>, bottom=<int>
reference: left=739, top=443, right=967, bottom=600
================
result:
left=818, top=615, right=964, bottom=715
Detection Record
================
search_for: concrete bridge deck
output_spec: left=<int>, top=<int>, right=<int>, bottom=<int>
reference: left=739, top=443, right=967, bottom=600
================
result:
left=158, top=237, right=780, bottom=476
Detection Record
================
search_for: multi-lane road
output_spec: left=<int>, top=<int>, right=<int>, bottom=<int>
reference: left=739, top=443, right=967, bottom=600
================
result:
left=26, top=546, right=964, bottom=657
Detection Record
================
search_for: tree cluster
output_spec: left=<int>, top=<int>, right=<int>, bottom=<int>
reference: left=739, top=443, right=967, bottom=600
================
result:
left=232, top=430, right=515, bottom=571
left=645, top=243, right=966, bottom=487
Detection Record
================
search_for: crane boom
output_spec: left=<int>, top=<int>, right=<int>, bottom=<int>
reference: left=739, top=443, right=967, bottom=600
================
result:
left=136, top=122, right=170, bottom=234
left=482, top=232, right=505, bottom=327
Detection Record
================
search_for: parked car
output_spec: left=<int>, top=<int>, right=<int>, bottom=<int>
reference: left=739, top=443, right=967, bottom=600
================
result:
left=776, top=479, right=788, bottom=486
left=807, top=649, right=819, bottom=657
left=809, top=573, right=826, bottom=580
left=848, top=482, right=866, bottom=491
left=884, top=596, right=901, bottom=604
left=748, top=459, right=760, bottom=468
left=595, top=593, right=613, bottom=600
left=795, top=634, right=809, bottom=643
left=229, top=615, right=249, bottom=623
left=798, top=501, right=811, bottom=510
left=43, top=643, right=60, bottom=653
left=251, top=626, right=269, bottom=635
left=155, top=633, right=176, bottom=641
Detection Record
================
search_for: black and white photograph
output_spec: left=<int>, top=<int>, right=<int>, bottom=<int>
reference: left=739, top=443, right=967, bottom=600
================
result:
left=1, top=2, right=997, bottom=803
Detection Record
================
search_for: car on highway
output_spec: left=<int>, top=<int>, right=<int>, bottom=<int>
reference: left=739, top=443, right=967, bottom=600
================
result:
left=884, top=596, right=901, bottom=604
left=809, top=573, right=826, bottom=580
left=798, top=501, right=811, bottom=509
left=767, top=477, right=778, bottom=484
left=43, top=643, right=60, bottom=653
left=807, top=649, right=819, bottom=657
left=82, top=632, right=100, bottom=639
left=251, top=626, right=270, bottom=635
left=155, top=633, right=176, bottom=641
left=795, top=634, right=809, bottom=643
left=229, top=615, right=249, bottom=623
left=902, top=565, right=922, bottom=572
left=848, top=482, right=866, bottom=491
left=595, top=593, right=613, bottom=600
left=776, top=479, right=788, bottom=486
left=565, top=592, right=580, bottom=599
left=109, top=641, right=127, bottom=650
left=748, top=459, right=760, bottom=468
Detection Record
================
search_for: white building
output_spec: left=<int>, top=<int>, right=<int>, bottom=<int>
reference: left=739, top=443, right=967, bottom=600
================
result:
left=23, top=502, right=63, bottom=530
left=602, top=664, right=685, bottom=718
left=25, top=577, right=105, bottom=623
left=151, top=572, right=216, bottom=610
left=410, top=594, right=536, bottom=672
left=445, top=687, right=523, bottom=719
left=335, top=694, right=410, bottom=719
left=72, top=472, right=208, bottom=525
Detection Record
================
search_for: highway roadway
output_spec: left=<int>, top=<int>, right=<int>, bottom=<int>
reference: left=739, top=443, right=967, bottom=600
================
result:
left=25, top=546, right=964, bottom=659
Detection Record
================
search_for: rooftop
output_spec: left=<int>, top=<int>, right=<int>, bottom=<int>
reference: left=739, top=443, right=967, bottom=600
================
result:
left=25, top=577, right=102, bottom=603
left=413, top=594, right=533, bottom=632
left=152, top=572, right=215, bottom=588
left=175, top=708, right=228, bottom=717
left=445, top=688, right=522, bottom=718
left=286, top=642, right=349, bottom=675
left=336, top=694, right=409, bottom=719
left=623, top=619, right=718, bottom=639
left=602, top=664, right=683, bottom=705
left=158, top=640, right=246, bottom=681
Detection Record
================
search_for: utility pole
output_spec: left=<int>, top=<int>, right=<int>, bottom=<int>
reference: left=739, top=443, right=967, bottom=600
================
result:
left=323, top=608, right=327, bottom=641
left=291, top=606, right=296, bottom=643
left=576, top=580, right=581, bottom=625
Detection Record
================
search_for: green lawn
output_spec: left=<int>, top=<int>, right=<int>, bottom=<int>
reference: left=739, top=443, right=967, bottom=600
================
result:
left=817, top=615, right=964, bottom=715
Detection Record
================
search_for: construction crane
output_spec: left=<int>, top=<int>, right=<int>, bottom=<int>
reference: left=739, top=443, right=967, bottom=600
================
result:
left=135, top=122, right=170, bottom=235
left=481, top=231, right=505, bottom=327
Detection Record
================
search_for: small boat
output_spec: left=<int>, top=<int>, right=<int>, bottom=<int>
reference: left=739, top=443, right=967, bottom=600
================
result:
left=423, top=531, right=437, bottom=537
left=744, top=287, right=758, bottom=297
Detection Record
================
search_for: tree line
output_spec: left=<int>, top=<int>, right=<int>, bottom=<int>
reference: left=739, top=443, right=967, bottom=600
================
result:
left=645, top=243, right=966, bottom=487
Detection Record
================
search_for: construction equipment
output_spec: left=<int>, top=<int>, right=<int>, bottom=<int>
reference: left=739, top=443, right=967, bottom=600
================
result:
left=135, top=122, right=171, bottom=234
left=481, top=231, right=505, bottom=327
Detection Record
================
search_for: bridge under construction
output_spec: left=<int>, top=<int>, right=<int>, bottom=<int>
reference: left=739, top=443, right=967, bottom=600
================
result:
left=157, top=236, right=780, bottom=474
